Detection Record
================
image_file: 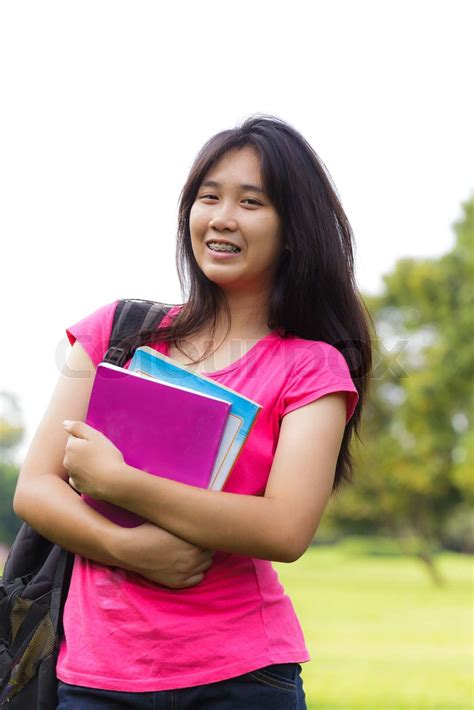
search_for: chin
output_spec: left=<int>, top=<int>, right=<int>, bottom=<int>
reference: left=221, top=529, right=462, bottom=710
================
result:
left=202, top=266, right=242, bottom=285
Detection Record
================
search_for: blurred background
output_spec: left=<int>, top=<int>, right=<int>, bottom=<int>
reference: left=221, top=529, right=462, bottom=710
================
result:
left=0, top=2, right=472, bottom=708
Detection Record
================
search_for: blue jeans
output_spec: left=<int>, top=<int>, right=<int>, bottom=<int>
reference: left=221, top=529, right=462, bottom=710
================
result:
left=57, top=663, right=306, bottom=708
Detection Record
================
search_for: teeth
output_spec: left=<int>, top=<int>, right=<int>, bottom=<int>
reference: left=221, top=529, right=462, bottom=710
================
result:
left=207, top=242, right=240, bottom=253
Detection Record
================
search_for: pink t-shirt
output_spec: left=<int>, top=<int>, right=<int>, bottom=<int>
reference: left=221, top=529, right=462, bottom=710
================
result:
left=56, top=300, right=359, bottom=692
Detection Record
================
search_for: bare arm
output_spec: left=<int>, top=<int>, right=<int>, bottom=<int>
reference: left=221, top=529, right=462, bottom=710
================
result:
left=13, top=340, right=213, bottom=588
left=80, top=390, right=348, bottom=563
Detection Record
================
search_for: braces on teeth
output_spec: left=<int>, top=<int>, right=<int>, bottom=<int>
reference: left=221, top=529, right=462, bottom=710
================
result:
left=208, top=243, right=240, bottom=253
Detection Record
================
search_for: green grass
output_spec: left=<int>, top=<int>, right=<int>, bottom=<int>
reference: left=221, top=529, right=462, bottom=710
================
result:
left=1, top=540, right=471, bottom=708
left=274, top=540, right=473, bottom=710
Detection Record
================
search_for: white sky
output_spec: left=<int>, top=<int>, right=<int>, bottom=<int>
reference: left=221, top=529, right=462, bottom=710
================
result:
left=1, top=0, right=473, bottom=464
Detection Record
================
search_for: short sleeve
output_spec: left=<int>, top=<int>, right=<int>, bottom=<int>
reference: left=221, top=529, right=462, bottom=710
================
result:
left=281, top=342, right=359, bottom=425
left=66, top=300, right=120, bottom=368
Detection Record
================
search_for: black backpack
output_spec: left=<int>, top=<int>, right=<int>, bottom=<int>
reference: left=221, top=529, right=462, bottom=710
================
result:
left=0, top=298, right=171, bottom=709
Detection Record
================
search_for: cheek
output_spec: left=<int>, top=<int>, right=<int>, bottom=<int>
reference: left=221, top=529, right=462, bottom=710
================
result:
left=189, top=204, right=207, bottom=235
left=189, top=209, right=207, bottom=261
left=253, top=218, right=282, bottom=254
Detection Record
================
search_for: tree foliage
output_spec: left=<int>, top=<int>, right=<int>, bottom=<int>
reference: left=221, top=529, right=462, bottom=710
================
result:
left=322, top=194, right=474, bottom=577
left=0, top=391, right=24, bottom=544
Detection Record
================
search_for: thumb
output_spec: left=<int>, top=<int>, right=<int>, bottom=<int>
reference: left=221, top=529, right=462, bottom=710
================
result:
left=63, top=420, right=90, bottom=439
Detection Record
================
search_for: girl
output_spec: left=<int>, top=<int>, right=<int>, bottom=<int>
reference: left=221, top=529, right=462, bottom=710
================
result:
left=14, top=114, right=373, bottom=709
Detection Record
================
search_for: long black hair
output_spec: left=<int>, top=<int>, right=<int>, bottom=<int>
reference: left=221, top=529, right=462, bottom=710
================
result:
left=127, top=114, right=374, bottom=492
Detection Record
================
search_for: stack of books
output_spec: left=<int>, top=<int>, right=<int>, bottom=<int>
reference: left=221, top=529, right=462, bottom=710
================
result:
left=82, top=346, right=262, bottom=527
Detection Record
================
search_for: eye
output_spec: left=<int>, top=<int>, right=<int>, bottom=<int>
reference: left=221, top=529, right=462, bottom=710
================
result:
left=242, top=198, right=262, bottom=206
left=200, top=194, right=218, bottom=200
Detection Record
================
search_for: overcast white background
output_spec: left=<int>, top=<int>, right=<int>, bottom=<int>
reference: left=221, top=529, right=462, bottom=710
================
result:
left=1, top=0, right=473, bottom=463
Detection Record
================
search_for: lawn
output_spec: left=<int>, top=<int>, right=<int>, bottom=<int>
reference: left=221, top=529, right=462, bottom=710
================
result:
left=274, top=539, right=473, bottom=710
left=1, top=539, right=471, bottom=708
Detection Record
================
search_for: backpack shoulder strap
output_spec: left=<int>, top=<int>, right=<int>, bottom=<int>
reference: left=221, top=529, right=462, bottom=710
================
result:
left=104, top=298, right=172, bottom=367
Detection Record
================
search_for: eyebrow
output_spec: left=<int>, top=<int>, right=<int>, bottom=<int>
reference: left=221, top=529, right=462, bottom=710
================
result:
left=200, top=180, right=266, bottom=194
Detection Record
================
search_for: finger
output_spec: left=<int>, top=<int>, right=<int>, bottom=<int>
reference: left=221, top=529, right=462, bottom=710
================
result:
left=188, top=551, right=212, bottom=566
left=68, top=476, right=81, bottom=492
left=180, top=573, right=204, bottom=587
left=192, top=559, right=213, bottom=574
left=63, top=420, right=89, bottom=439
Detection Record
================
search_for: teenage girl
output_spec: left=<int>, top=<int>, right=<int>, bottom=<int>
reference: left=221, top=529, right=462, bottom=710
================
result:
left=14, top=115, right=372, bottom=709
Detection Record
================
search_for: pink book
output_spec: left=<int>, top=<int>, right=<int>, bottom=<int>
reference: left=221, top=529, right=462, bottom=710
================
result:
left=81, top=362, right=231, bottom=527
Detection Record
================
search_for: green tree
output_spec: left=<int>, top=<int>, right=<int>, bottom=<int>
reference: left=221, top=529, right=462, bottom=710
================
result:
left=322, top=194, right=474, bottom=583
left=0, top=391, right=24, bottom=545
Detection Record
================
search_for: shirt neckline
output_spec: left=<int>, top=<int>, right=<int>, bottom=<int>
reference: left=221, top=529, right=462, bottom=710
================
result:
left=160, top=305, right=279, bottom=377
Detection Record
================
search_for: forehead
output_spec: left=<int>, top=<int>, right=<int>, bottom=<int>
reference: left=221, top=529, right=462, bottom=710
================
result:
left=203, top=147, right=262, bottom=184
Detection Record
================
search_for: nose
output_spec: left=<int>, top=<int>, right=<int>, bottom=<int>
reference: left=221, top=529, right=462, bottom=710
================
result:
left=208, top=206, right=238, bottom=232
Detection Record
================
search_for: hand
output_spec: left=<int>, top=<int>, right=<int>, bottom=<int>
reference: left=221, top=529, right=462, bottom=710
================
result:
left=62, top=420, right=125, bottom=500
left=113, top=522, right=215, bottom=588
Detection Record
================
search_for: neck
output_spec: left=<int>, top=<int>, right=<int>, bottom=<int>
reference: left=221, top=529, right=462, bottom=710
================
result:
left=215, top=288, right=272, bottom=339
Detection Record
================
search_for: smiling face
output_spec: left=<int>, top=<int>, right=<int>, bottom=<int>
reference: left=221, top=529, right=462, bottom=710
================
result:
left=189, top=147, right=284, bottom=296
